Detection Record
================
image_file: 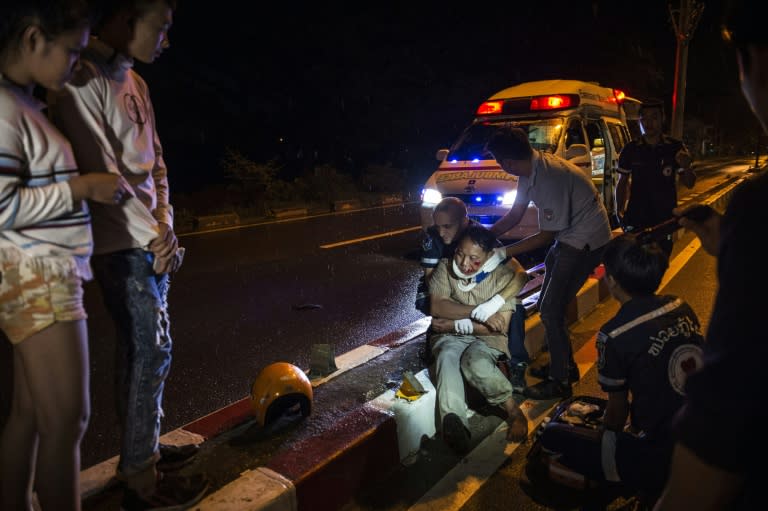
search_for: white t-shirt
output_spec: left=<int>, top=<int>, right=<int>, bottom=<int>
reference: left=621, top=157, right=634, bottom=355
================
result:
left=517, top=150, right=611, bottom=251
left=49, top=37, right=173, bottom=255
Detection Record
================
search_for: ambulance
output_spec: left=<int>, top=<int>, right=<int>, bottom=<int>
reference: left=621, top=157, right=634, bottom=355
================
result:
left=419, top=79, right=641, bottom=240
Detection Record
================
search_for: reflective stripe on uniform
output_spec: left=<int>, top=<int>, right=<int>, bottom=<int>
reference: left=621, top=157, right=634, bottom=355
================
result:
left=601, top=430, right=621, bottom=482
left=607, top=298, right=684, bottom=338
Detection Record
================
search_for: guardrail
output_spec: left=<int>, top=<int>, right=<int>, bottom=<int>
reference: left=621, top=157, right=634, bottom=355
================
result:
left=332, top=199, right=362, bottom=212
left=194, top=212, right=240, bottom=230
left=270, top=206, right=308, bottom=219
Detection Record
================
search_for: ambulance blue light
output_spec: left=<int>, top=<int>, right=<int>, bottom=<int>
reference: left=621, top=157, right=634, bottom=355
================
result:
left=474, top=196, right=482, bottom=203
left=472, top=158, right=480, bottom=163
left=450, top=159, right=458, bottom=163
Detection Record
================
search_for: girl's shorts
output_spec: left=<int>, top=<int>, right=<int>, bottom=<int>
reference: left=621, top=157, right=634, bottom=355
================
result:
left=0, top=249, right=89, bottom=345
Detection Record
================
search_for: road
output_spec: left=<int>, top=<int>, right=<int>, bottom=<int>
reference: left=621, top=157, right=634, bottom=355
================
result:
left=0, top=156, right=755, bottom=472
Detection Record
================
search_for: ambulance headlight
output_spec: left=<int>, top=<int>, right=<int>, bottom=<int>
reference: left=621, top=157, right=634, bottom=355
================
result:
left=502, top=191, right=517, bottom=206
left=421, top=188, right=442, bottom=206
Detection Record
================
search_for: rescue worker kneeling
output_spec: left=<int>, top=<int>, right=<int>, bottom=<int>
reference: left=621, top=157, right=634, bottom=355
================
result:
left=531, top=233, right=704, bottom=502
left=429, top=225, right=528, bottom=455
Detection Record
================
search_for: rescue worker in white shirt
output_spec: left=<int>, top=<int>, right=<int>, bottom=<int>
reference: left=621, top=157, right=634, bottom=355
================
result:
left=486, top=126, right=612, bottom=400
left=428, top=224, right=528, bottom=455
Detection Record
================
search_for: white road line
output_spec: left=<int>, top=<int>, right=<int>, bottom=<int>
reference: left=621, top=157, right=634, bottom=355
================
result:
left=320, top=226, right=421, bottom=249
left=178, top=202, right=418, bottom=237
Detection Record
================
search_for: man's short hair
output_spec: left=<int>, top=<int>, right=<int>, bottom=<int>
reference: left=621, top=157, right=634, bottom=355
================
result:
left=457, top=224, right=501, bottom=254
left=639, top=98, right=665, bottom=117
left=91, top=0, right=177, bottom=29
left=433, top=197, right=468, bottom=224
left=485, top=126, right=533, bottom=161
left=602, top=234, right=669, bottom=296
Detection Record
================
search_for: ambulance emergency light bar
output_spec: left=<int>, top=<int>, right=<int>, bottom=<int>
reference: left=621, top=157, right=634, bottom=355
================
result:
left=476, top=89, right=627, bottom=115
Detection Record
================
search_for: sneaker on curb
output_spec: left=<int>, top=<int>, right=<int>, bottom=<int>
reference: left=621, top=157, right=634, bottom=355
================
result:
left=120, top=472, right=209, bottom=511
left=508, top=362, right=528, bottom=394
left=156, top=443, right=200, bottom=472
left=528, top=363, right=580, bottom=383
left=442, top=413, right=471, bottom=456
left=523, top=378, right=573, bottom=400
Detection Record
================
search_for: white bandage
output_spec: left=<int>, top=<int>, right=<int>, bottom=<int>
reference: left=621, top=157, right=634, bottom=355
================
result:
left=454, top=318, right=474, bottom=335
left=471, top=294, right=505, bottom=322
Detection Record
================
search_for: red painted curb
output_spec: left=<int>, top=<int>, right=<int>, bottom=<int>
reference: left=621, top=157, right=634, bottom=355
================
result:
left=267, top=405, right=399, bottom=511
left=180, top=320, right=429, bottom=442
left=183, top=397, right=252, bottom=439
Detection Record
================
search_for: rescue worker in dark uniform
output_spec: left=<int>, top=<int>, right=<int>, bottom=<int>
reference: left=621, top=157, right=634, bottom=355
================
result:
left=615, top=100, right=696, bottom=256
left=533, top=233, right=704, bottom=503
left=415, top=197, right=477, bottom=315
left=415, top=197, right=530, bottom=391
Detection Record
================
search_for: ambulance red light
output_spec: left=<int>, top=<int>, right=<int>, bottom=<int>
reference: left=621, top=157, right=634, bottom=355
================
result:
left=476, top=101, right=503, bottom=115
left=530, top=94, right=576, bottom=111
left=613, top=89, right=626, bottom=103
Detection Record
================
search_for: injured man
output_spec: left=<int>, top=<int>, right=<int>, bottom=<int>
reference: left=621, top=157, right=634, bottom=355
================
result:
left=428, top=224, right=528, bottom=455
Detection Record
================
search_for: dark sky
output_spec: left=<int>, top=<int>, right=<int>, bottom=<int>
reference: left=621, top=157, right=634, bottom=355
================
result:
left=135, top=0, right=757, bottom=192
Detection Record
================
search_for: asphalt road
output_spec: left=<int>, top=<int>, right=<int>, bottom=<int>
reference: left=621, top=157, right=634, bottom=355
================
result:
left=0, top=156, right=755, bottom=472
left=77, top=202, right=431, bottom=467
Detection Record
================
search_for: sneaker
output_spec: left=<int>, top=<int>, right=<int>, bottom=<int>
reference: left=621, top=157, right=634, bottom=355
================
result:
left=156, top=443, right=200, bottom=472
left=523, top=378, right=573, bottom=400
left=528, top=363, right=580, bottom=383
left=508, top=362, right=528, bottom=394
left=442, top=413, right=471, bottom=455
left=120, top=472, right=209, bottom=511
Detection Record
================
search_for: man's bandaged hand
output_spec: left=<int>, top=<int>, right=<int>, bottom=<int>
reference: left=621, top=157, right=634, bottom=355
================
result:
left=454, top=318, right=474, bottom=335
left=471, top=294, right=505, bottom=322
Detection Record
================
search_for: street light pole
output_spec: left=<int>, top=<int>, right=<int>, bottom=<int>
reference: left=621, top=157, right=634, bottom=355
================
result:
left=669, top=0, right=704, bottom=140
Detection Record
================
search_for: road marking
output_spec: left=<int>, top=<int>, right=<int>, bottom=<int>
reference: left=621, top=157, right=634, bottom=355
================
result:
left=319, top=226, right=421, bottom=249
left=178, top=202, right=419, bottom=237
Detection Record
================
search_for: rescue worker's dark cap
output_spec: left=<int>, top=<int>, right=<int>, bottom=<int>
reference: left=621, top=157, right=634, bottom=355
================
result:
left=721, top=0, right=768, bottom=47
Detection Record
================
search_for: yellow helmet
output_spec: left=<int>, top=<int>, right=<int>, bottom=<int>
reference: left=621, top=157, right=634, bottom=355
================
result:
left=250, top=362, right=313, bottom=427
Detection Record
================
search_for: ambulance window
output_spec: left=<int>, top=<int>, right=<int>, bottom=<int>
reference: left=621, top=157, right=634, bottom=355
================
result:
left=565, top=120, right=585, bottom=148
left=585, top=121, right=603, bottom=149
left=447, top=123, right=498, bottom=161
left=608, top=123, right=627, bottom=152
left=586, top=120, right=606, bottom=175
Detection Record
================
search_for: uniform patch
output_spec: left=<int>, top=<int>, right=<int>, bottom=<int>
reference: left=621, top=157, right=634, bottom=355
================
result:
left=667, top=344, right=703, bottom=395
left=596, top=332, right=608, bottom=370
left=422, top=235, right=433, bottom=252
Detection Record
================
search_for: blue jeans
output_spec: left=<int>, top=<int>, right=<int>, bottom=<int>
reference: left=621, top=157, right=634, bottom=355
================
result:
left=92, top=249, right=172, bottom=476
left=507, top=302, right=528, bottom=365
left=538, top=241, right=604, bottom=382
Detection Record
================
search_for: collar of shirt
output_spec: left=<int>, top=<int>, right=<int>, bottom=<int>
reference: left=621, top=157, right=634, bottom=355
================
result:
left=86, top=37, right=135, bottom=80
left=0, top=74, right=45, bottom=111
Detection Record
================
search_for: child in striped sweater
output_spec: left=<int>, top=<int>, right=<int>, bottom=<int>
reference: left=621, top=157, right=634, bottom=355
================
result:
left=0, top=2, right=129, bottom=510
